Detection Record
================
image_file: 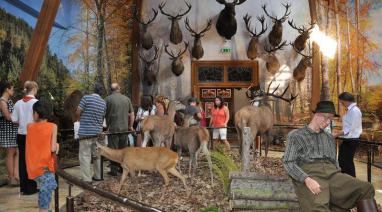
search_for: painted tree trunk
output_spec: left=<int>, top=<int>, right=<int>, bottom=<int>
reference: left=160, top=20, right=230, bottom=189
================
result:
left=344, top=7, right=355, bottom=93
left=355, top=0, right=360, bottom=102
left=103, top=28, right=112, bottom=94
left=95, top=0, right=106, bottom=91
left=320, top=0, right=330, bottom=101
left=308, top=0, right=320, bottom=114
left=334, top=0, right=342, bottom=112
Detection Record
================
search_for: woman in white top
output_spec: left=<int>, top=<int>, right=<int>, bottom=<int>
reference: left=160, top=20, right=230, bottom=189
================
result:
left=11, top=81, right=39, bottom=195
left=135, top=95, right=156, bottom=146
left=334, top=92, right=362, bottom=177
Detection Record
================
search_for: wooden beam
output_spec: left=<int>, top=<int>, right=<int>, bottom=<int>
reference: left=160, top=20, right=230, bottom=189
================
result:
left=309, top=0, right=321, bottom=114
left=131, top=0, right=142, bottom=106
left=20, top=0, right=61, bottom=83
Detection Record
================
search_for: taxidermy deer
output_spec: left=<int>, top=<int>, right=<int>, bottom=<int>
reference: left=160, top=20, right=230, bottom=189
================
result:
left=235, top=81, right=297, bottom=158
left=288, top=20, right=315, bottom=52
left=139, top=46, right=159, bottom=86
left=243, top=14, right=267, bottom=60
left=174, top=117, right=213, bottom=184
left=164, top=41, right=189, bottom=76
left=141, top=101, right=185, bottom=148
left=262, top=3, right=291, bottom=47
left=184, top=18, right=212, bottom=60
left=215, top=0, right=247, bottom=40
left=291, top=43, right=312, bottom=82
left=134, top=8, right=158, bottom=50
left=96, top=143, right=189, bottom=195
left=264, top=41, right=287, bottom=75
left=159, top=1, right=192, bottom=44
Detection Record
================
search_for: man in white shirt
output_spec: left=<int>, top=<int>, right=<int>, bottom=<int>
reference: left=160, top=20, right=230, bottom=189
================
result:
left=334, top=92, right=362, bottom=177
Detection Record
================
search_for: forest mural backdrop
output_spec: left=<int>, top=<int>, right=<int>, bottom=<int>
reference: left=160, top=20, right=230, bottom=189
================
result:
left=0, top=0, right=381, bottom=123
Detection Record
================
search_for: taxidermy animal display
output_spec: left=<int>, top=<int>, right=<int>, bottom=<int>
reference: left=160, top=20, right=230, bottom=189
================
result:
left=291, top=43, right=312, bottom=82
left=139, top=46, right=159, bottom=86
left=215, top=0, right=247, bottom=40
left=159, top=1, right=192, bottom=44
left=164, top=41, right=189, bottom=76
left=243, top=14, right=267, bottom=60
left=264, top=41, right=287, bottom=75
left=173, top=118, right=213, bottom=184
left=96, top=143, right=189, bottom=194
left=134, top=8, right=158, bottom=50
left=184, top=18, right=212, bottom=60
left=288, top=20, right=315, bottom=52
left=262, top=3, right=291, bottom=46
left=235, top=81, right=297, bottom=158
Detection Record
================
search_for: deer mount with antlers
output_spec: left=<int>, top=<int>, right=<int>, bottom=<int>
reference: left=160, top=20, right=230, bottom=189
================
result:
left=140, top=46, right=159, bottom=86
left=291, top=43, right=312, bottom=82
left=264, top=41, right=287, bottom=75
left=159, top=2, right=191, bottom=45
left=215, top=0, right=247, bottom=40
left=243, top=14, right=267, bottom=60
left=288, top=20, right=315, bottom=52
left=165, top=41, right=189, bottom=76
left=184, top=18, right=212, bottom=60
left=134, top=8, right=158, bottom=50
left=262, top=3, right=291, bottom=47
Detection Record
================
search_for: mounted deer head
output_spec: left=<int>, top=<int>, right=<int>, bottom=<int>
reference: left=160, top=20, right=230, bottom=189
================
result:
left=165, top=41, right=189, bottom=76
left=262, top=3, right=291, bottom=47
left=159, top=1, right=192, bottom=44
left=288, top=20, right=315, bottom=52
left=291, top=43, right=312, bottom=82
left=215, top=0, right=247, bottom=40
left=264, top=41, right=287, bottom=75
left=184, top=18, right=212, bottom=60
left=140, top=46, right=159, bottom=86
left=134, top=8, right=158, bottom=50
left=243, top=14, right=267, bottom=60
left=247, top=80, right=298, bottom=104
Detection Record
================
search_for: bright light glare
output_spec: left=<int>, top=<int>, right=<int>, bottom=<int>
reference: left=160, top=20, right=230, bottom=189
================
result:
left=310, top=25, right=337, bottom=59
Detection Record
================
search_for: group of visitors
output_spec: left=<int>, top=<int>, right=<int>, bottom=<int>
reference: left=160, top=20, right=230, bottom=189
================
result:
left=1, top=80, right=58, bottom=212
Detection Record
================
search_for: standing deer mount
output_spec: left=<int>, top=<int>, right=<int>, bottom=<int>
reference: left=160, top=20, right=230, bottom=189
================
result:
left=159, top=2, right=191, bottom=45
left=288, top=20, right=315, bottom=52
left=264, top=41, right=287, bottom=75
left=165, top=41, right=189, bottom=76
left=291, top=43, right=312, bottom=82
left=243, top=14, right=267, bottom=60
left=215, top=0, right=247, bottom=40
left=140, top=46, right=159, bottom=86
left=262, top=3, right=291, bottom=47
left=184, top=18, right=212, bottom=60
left=134, top=8, right=158, bottom=50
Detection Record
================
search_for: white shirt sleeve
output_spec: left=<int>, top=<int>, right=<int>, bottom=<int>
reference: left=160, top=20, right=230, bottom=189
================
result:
left=11, top=101, right=19, bottom=123
left=345, top=108, right=362, bottom=138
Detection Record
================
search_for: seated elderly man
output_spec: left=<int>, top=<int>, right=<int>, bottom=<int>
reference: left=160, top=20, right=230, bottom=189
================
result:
left=283, top=101, right=377, bottom=212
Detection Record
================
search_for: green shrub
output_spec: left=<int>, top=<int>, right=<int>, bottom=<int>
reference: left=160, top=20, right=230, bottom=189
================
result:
left=209, top=151, right=238, bottom=194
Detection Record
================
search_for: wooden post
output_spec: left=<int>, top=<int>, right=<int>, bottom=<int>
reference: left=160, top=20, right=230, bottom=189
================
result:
left=241, top=127, right=253, bottom=173
left=19, top=0, right=61, bottom=83
left=309, top=0, right=320, bottom=115
left=131, top=0, right=142, bottom=106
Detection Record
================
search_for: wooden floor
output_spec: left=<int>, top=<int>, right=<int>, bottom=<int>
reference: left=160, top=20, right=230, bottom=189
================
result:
left=1, top=151, right=382, bottom=212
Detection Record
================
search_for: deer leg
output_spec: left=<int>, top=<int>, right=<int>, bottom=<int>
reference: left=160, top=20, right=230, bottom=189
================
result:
left=130, top=170, right=142, bottom=201
left=250, top=128, right=258, bottom=159
left=264, top=131, right=272, bottom=158
left=118, top=168, right=129, bottom=194
left=203, top=143, right=214, bottom=185
left=188, top=153, right=195, bottom=180
left=168, top=167, right=190, bottom=195
left=141, top=131, right=151, bottom=147
left=177, top=147, right=183, bottom=174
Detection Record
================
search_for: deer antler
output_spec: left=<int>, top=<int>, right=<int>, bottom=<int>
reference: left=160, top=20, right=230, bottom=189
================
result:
left=243, top=14, right=267, bottom=37
left=216, top=0, right=227, bottom=5
left=290, top=43, right=312, bottom=59
left=164, top=42, right=189, bottom=59
left=184, top=17, right=197, bottom=36
left=185, top=18, right=212, bottom=37
left=199, top=19, right=212, bottom=36
left=249, top=80, right=298, bottom=103
left=134, top=8, right=158, bottom=26
left=288, top=20, right=304, bottom=33
left=280, top=3, right=291, bottom=22
left=234, top=0, right=247, bottom=5
left=264, top=40, right=287, bottom=53
left=139, top=46, right=159, bottom=64
left=159, top=1, right=191, bottom=19
left=262, top=4, right=277, bottom=21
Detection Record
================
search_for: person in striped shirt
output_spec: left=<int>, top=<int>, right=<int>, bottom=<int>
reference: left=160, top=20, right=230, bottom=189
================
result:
left=283, top=101, right=377, bottom=211
left=76, top=83, right=106, bottom=183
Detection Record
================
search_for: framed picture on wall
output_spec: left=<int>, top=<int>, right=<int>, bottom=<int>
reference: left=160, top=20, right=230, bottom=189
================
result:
left=201, top=89, right=216, bottom=99
left=217, top=88, right=231, bottom=98
left=204, top=102, right=214, bottom=118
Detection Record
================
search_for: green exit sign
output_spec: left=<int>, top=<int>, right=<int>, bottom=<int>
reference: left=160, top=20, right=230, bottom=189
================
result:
left=220, top=47, right=231, bottom=53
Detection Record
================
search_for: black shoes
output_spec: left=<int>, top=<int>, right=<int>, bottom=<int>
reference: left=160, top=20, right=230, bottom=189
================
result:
left=92, top=177, right=103, bottom=182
